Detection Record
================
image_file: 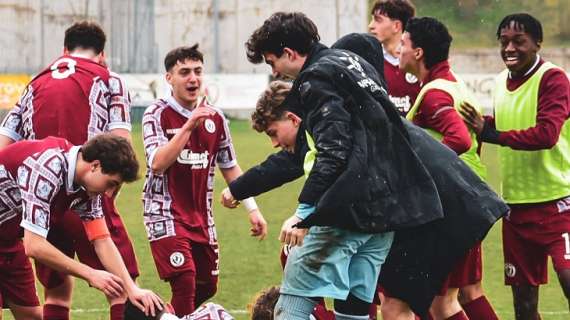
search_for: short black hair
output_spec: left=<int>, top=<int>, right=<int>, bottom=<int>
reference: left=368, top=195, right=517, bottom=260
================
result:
left=82, top=133, right=139, bottom=183
left=496, top=13, right=543, bottom=44
left=371, top=0, right=416, bottom=27
left=64, top=21, right=106, bottom=54
left=405, top=17, right=452, bottom=69
left=164, top=44, right=204, bottom=72
left=245, top=12, right=320, bottom=64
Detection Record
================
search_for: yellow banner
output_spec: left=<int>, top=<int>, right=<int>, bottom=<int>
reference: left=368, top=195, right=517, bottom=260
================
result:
left=0, top=74, right=30, bottom=109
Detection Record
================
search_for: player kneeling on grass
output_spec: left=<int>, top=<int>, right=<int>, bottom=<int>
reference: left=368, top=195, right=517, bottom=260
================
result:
left=0, top=133, right=163, bottom=318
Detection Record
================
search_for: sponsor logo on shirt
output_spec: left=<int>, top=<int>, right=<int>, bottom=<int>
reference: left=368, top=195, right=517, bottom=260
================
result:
left=166, top=128, right=181, bottom=135
left=556, top=196, right=570, bottom=214
left=389, top=95, right=411, bottom=114
left=170, top=252, right=185, bottom=267
left=177, top=150, right=209, bottom=169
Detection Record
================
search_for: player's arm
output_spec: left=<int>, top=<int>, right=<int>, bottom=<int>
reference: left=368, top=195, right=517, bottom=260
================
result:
left=220, top=164, right=267, bottom=240
left=421, top=89, right=471, bottom=155
left=107, top=73, right=133, bottom=143
left=150, top=102, right=214, bottom=174
left=0, top=101, right=25, bottom=149
left=23, top=228, right=124, bottom=298
left=462, top=70, right=570, bottom=150
left=0, top=135, right=15, bottom=149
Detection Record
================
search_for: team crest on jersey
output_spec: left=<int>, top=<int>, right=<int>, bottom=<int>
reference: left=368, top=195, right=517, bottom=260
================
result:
left=205, top=119, right=216, bottom=133
left=170, top=252, right=185, bottom=267
left=504, top=263, right=516, bottom=278
left=405, top=73, right=418, bottom=84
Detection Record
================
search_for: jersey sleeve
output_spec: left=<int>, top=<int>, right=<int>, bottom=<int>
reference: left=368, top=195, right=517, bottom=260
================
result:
left=0, top=85, right=32, bottom=141
left=18, top=150, right=65, bottom=238
left=107, top=72, right=132, bottom=132
left=142, top=105, right=169, bottom=168
left=215, top=112, right=238, bottom=169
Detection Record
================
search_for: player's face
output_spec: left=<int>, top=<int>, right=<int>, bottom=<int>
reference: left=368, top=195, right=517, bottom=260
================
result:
left=167, top=59, right=203, bottom=109
left=81, top=161, right=123, bottom=198
left=265, top=112, right=301, bottom=153
left=263, top=50, right=301, bottom=80
left=368, top=11, right=399, bottom=43
left=398, top=32, right=420, bottom=75
left=498, top=21, right=540, bottom=77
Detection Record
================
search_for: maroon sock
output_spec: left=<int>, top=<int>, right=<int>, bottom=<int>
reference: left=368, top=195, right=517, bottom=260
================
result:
left=110, top=303, right=125, bottom=320
left=43, top=304, right=70, bottom=320
left=445, top=310, right=469, bottom=320
left=368, top=303, right=378, bottom=319
left=170, top=272, right=196, bottom=317
left=462, top=295, right=498, bottom=320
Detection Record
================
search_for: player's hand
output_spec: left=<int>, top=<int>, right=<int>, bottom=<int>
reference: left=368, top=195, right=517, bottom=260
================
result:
left=248, top=209, right=268, bottom=240
left=183, top=98, right=214, bottom=132
left=279, top=215, right=308, bottom=247
left=459, top=101, right=485, bottom=135
left=220, top=187, right=239, bottom=208
left=87, top=269, right=124, bottom=298
left=127, top=287, right=164, bottom=317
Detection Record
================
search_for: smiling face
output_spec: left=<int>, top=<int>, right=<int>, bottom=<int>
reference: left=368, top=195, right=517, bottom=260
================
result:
left=498, top=21, right=540, bottom=77
left=264, top=112, right=301, bottom=153
left=166, top=58, right=203, bottom=109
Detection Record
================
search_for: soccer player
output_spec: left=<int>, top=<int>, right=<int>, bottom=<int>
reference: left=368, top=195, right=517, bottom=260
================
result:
left=141, top=44, right=267, bottom=318
left=0, top=134, right=163, bottom=319
left=368, top=0, right=420, bottom=116
left=460, top=13, right=570, bottom=320
left=224, top=12, right=508, bottom=319
left=0, top=21, right=140, bottom=320
left=124, top=300, right=233, bottom=320
left=400, top=17, right=497, bottom=320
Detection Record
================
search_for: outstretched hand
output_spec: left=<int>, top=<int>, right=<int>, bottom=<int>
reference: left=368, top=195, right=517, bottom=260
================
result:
left=279, top=215, right=308, bottom=247
left=127, top=287, right=164, bottom=318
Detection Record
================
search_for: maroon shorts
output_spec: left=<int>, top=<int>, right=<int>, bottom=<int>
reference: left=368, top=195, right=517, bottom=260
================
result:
left=0, top=240, right=40, bottom=307
left=150, top=234, right=219, bottom=284
left=503, top=198, right=570, bottom=286
left=438, top=242, right=483, bottom=294
left=36, top=195, right=139, bottom=288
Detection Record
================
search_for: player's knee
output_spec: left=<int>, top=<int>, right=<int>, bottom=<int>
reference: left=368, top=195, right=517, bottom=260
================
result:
left=380, top=296, right=413, bottom=318
left=458, top=283, right=484, bottom=304
left=170, top=271, right=196, bottom=297
left=334, top=293, right=370, bottom=316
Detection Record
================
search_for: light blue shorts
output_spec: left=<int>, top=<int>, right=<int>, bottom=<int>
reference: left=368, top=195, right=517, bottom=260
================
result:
left=281, top=226, right=394, bottom=303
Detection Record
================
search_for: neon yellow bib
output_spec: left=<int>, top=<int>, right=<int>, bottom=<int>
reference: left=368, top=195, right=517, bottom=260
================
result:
left=407, top=77, right=487, bottom=180
left=494, top=62, right=570, bottom=203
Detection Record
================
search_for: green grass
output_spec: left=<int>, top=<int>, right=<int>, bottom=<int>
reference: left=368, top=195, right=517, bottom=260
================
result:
left=3, top=121, right=568, bottom=319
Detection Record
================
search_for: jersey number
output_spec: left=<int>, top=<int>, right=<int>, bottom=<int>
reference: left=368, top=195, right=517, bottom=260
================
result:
left=563, top=232, right=570, bottom=260
left=50, top=58, right=77, bottom=79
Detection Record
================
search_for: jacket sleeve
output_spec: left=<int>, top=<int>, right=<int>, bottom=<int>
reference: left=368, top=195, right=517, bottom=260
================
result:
left=228, top=150, right=304, bottom=200
left=297, top=71, right=353, bottom=205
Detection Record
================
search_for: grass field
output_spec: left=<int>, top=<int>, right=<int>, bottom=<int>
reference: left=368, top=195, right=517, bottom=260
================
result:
left=3, top=120, right=568, bottom=319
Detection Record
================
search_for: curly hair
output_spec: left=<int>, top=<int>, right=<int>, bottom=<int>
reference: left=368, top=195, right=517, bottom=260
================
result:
left=249, top=286, right=281, bottom=320
left=405, top=17, right=452, bottom=69
left=496, top=13, right=543, bottom=44
left=251, top=81, right=292, bottom=132
left=81, top=133, right=139, bottom=183
left=245, top=12, right=320, bottom=64
left=164, top=43, right=204, bottom=71
left=64, top=21, right=106, bottom=54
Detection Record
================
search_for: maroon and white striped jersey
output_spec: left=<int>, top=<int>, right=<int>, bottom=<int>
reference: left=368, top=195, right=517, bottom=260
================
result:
left=142, top=96, right=237, bottom=244
left=0, top=54, right=131, bottom=145
left=0, top=137, right=103, bottom=241
left=383, top=50, right=421, bottom=116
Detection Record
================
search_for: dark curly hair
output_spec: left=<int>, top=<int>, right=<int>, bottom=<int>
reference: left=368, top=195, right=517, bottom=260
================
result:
left=496, top=13, right=543, bottom=44
left=371, top=0, right=416, bottom=28
left=249, top=286, right=281, bottom=320
left=81, top=133, right=139, bottom=183
left=64, top=21, right=106, bottom=54
left=245, top=12, right=320, bottom=64
left=164, top=44, right=204, bottom=71
left=251, top=81, right=292, bottom=132
left=405, top=17, right=452, bottom=69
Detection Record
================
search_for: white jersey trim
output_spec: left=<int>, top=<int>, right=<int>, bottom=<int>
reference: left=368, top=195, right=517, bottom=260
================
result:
left=0, top=127, right=22, bottom=142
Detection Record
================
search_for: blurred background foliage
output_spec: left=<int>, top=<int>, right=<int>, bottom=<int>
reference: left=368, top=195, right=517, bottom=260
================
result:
left=369, top=0, right=570, bottom=48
